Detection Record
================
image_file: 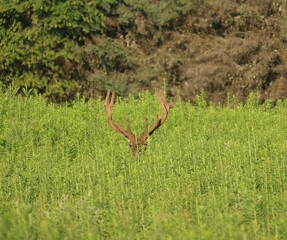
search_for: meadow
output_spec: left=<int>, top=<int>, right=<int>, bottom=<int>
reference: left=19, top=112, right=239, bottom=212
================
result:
left=0, top=88, right=287, bottom=239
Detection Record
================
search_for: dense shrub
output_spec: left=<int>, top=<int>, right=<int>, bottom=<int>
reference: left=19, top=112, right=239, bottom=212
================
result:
left=0, top=0, right=202, bottom=101
left=2, top=0, right=284, bottom=103
left=117, top=0, right=199, bottom=29
left=0, top=0, right=116, bottom=101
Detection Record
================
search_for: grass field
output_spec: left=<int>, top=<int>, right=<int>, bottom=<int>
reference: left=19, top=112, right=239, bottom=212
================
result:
left=0, top=88, right=287, bottom=239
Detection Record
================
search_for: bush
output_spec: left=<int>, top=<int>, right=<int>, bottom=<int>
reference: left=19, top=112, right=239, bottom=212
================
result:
left=0, top=0, right=116, bottom=101
left=117, top=0, right=199, bottom=29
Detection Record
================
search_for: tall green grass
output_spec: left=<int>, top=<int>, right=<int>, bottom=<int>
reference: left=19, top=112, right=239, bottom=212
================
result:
left=0, top=88, right=287, bottom=239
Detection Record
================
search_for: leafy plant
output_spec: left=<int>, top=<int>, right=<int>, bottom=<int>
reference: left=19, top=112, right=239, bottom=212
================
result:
left=1, top=89, right=287, bottom=239
left=0, top=0, right=116, bottom=101
left=117, top=0, right=200, bottom=29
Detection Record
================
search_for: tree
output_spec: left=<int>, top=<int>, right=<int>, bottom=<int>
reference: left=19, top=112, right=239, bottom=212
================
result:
left=0, top=0, right=116, bottom=101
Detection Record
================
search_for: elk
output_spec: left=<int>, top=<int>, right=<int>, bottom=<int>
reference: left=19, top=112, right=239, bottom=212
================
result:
left=105, top=89, right=174, bottom=155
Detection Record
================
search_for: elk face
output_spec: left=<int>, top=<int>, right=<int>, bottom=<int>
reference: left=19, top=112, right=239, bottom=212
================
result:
left=128, top=137, right=147, bottom=155
left=105, top=89, right=173, bottom=155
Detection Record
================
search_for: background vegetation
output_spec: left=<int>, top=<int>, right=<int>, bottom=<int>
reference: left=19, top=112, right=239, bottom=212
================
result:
left=0, top=88, right=287, bottom=239
left=3, top=0, right=286, bottom=103
left=0, top=0, right=117, bottom=101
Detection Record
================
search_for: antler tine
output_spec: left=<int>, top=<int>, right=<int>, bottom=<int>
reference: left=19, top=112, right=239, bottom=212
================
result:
left=143, top=118, right=149, bottom=133
left=105, top=89, right=110, bottom=108
left=148, top=89, right=173, bottom=136
left=138, top=118, right=149, bottom=137
left=156, top=89, right=174, bottom=110
left=126, top=118, right=132, bottom=133
left=105, top=90, right=113, bottom=116
left=137, top=118, right=149, bottom=145
left=105, top=90, right=131, bottom=138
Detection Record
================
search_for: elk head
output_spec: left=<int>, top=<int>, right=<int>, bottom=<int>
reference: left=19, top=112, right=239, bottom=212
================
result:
left=105, top=89, right=173, bottom=155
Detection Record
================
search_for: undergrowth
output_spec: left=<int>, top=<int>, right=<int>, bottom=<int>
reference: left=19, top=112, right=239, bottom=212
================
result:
left=0, top=88, right=287, bottom=239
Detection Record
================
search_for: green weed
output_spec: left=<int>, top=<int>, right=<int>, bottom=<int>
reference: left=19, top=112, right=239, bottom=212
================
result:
left=0, top=89, right=287, bottom=239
